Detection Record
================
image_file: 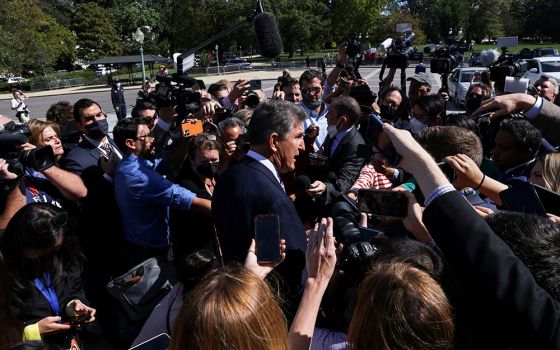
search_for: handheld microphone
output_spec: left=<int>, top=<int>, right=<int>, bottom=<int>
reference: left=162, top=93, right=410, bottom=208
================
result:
left=296, top=175, right=312, bottom=190
left=253, top=12, right=283, bottom=58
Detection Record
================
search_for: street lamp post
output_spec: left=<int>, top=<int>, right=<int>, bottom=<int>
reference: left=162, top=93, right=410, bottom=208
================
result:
left=133, top=28, right=146, bottom=83
left=215, top=44, right=220, bottom=75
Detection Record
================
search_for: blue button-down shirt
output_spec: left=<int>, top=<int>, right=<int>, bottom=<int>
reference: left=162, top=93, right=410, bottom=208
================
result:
left=115, top=154, right=196, bottom=249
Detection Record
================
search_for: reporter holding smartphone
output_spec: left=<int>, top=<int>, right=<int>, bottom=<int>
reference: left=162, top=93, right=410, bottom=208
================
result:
left=1, top=203, right=101, bottom=347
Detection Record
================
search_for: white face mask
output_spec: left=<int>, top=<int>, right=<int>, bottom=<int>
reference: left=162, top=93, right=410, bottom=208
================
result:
left=116, top=83, right=121, bottom=88
left=410, top=117, right=428, bottom=134
left=327, top=120, right=341, bottom=138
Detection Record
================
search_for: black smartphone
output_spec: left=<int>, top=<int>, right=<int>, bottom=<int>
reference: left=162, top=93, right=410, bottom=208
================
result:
left=356, top=144, right=374, bottom=159
left=254, top=214, right=281, bottom=263
left=532, top=184, right=560, bottom=216
left=437, top=161, right=456, bottom=181
left=130, top=333, right=170, bottom=350
left=357, top=189, right=408, bottom=217
left=499, top=182, right=547, bottom=216
left=249, top=79, right=262, bottom=91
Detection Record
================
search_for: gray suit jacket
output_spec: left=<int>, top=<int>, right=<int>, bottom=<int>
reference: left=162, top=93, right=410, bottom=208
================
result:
left=533, top=99, right=560, bottom=145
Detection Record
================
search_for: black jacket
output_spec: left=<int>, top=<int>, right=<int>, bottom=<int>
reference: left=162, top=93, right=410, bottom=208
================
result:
left=424, top=191, right=560, bottom=349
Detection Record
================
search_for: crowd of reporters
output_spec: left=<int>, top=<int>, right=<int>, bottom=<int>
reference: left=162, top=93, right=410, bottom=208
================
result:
left=0, top=43, right=560, bottom=350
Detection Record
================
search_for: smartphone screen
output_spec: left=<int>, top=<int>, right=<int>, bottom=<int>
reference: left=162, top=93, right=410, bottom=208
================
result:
left=499, top=182, right=547, bottom=216
left=249, top=79, right=262, bottom=91
left=254, top=214, right=281, bottom=263
left=357, top=189, right=408, bottom=217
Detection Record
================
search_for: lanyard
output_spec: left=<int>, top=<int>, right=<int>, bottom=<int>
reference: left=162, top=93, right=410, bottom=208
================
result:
left=34, top=272, right=59, bottom=316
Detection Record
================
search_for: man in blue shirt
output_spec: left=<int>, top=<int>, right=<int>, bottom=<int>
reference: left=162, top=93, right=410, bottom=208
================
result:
left=113, top=118, right=211, bottom=266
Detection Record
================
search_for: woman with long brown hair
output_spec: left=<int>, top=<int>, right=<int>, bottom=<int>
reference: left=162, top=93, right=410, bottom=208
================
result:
left=348, top=261, right=454, bottom=350
left=170, top=265, right=289, bottom=350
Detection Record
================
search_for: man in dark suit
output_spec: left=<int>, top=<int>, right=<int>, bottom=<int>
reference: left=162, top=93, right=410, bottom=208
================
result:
left=213, top=99, right=307, bottom=260
left=306, top=96, right=367, bottom=205
left=212, top=100, right=308, bottom=297
left=383, top=122, right=560, bottom=349
left=61, top=99, right=124, bottom=341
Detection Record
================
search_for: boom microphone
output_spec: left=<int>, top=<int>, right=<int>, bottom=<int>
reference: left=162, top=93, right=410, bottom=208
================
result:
left=480, top=49, right=501, bottom=67
left=253, top=12, right=283, bottom=58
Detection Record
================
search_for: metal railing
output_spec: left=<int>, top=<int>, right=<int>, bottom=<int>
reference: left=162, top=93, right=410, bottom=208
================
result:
left=31, top=78, right=86, bottom=91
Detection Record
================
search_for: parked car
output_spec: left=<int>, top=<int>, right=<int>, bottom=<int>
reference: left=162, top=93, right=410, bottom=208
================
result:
left=533, top=48, right=559, bottom=58
left=6, top=76, right=28, bottom=84
left=95, top=67, right=111, bottom=77
left=447, top=66, right=488, bottom=107
left=522, top=57, right=560, bottom=85
left=224, top=59, right=252, bottom=70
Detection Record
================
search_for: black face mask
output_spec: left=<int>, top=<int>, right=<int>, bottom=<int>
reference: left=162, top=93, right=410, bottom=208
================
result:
left=85, top=119, right=109, bottom=140
left=380, top=105, right=397, bottom=120
left=196, top=162, right=219, bottom=179
left=465, top=94, right=483, bottom=113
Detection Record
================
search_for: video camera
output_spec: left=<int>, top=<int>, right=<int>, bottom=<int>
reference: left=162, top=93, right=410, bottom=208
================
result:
left=153, top=74, right=203, bottom=121
left=378, top=31, right=415, bottom=92
left=489, top=53, right=527, bottom=85
left=382, top=31, right=415, bottom=70
left=0, top=124, right=56, bottom=178
left=428, top=47, right=462, bottom=76
left=345, top=32, right=363, bottom=59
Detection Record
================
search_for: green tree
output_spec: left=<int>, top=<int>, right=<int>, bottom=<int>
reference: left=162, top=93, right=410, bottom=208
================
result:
left=109, top=0, right=169, bottom=55
left=0, top=0, right=76, bottom=75
left=73, top=2, right=123, bottom=61
left=328, top=0, right=386, bottom=45
left=266, top=0, right=328, bottom=57
left=464, top=1, right=504, bottom=43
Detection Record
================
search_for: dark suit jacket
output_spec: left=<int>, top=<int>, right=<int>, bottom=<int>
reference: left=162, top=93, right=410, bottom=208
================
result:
left=533, top=99, right=560, bottom=146
left=61, top=138, right=124, bottom=278
left=424, top=191, right=560, bottom=349
left=212, top=156, right=307, bottom=261
left=321, top=127, right=367, bottom=205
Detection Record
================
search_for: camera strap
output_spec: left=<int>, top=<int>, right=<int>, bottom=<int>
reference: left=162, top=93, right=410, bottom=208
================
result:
left=34, top=272, right=60, bottom=316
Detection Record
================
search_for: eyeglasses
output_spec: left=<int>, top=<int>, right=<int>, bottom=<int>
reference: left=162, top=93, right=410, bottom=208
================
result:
left=136, top=133, right=154, bottom=140
left=31, top=212, right=68, bottom=233
left=301, top=86, right=321, bottom=95
left=194, top=133, right=217, bottom=142
left=132, top=117, right=151, bottom=125
left=466, top=93, right=483, bottom=99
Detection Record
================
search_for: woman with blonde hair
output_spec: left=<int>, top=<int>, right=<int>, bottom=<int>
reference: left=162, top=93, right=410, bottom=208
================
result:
left=348, top=261, right=454, bottom=350
left=529, top=152, right=560, bottom=193
left=27, top=119, right=65, bottom=161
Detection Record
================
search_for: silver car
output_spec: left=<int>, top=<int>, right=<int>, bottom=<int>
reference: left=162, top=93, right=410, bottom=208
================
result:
left=447, top=67, right=488, bottom=107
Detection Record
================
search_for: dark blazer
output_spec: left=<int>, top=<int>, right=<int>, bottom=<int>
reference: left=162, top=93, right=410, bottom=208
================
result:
left=212, top=156, right=307, bottom=261
left=61, top=138, right=124, bottom=278
left=533, top=99, right=560, bottom=145
left=321, top=127, right=367, bottom=205
left=424, top=191, right=560, bottom=349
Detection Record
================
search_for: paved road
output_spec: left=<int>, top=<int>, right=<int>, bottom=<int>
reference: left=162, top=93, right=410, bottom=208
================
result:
left=0, top=66, right=464, bottom=131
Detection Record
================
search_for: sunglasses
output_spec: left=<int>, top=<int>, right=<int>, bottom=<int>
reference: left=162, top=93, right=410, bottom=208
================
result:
left=31, top=212, right=68, bottom=233
left=194, top=133, right=217, bottom=142
left=301, top=86, right=321, bottom=95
